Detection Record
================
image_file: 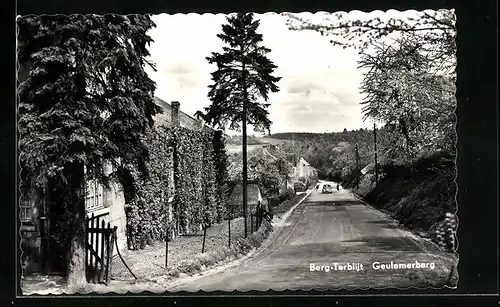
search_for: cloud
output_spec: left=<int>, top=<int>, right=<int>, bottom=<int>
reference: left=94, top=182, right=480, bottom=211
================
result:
left=287, top=79, right=323, bottom=95
left=146, top=11, right=418, bottom=134
left=161, top=61, right=195, bottom=74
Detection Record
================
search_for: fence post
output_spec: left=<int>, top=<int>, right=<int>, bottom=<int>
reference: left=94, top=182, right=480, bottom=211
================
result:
left=255, top=206, right=259, bottom=230
left=107, top=226, right=117, bottom=283
left=202, top=225, right=207, bottom=253
left=84, top=215, right=88, bottom=281
left=165, top=226, right=169, bottom=268
left=260, top=205, right=263, bottom=228
left=99, top=220, right=106, bottom=282
left=104, top=223, right=111, bottom=284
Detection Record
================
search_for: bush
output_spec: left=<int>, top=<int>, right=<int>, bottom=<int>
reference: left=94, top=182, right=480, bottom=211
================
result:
left=355, top=150, right=456, bottom=246
left=278, top=188, right=295, bottom=203
left=298, top=176, right=309, bottom=187
left=308, top=177, right=318, bottom=189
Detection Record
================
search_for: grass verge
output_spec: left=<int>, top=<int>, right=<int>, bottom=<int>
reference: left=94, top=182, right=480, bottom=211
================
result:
left=165, top=219, right=274, bottom=279
left=271, top=194, right=308, bottom=217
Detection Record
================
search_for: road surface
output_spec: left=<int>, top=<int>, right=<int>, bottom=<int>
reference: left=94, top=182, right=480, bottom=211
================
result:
left=167, top=181, right=458, bottom=291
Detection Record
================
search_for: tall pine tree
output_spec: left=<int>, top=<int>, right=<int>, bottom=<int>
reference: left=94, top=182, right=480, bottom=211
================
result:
left=202, top=13, right=280, bottom=237
left=17, top=14, right=161, bottom=289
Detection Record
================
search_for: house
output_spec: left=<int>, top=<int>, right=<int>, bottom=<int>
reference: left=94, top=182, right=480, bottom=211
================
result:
left=153, top=97, right=207, bottom=131
left=20, top=97, right=210, bottom=275
left=287, top=156, right=318, bottom=187
left=227, top=180, right=264, bottom=216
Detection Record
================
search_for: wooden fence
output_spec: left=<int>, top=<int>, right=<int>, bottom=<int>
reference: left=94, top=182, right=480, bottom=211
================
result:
left=249, top=204, right=274, bottom=233
left=85, top=212, right=117, bottom=284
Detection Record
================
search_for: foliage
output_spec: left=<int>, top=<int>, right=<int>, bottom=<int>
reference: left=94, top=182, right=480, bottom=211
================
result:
left=17, top=14, right=160, bottom=282
left=124, top=126, right=173, bottom=247
left=225, top=134, right=264, bottom=145
left=273, top=124, right=454, bottom=184
left=227, top=147, right=292, bottom=197
left=201, top=12, right=281, bottom=134
left=278, top=188, right=295, bottom=203
left=358, top=38, right=456, bottom=156
left=18, top=14, right=161, bottom=192
left=285, top=9, right=456, bottom=71
left=124, top=126, right=229, bottom=248
left=284, top=10, right=456, bottom=163
left=358, top=151, right=457, bottom=244
left=212, top=130, right=230, bottom=220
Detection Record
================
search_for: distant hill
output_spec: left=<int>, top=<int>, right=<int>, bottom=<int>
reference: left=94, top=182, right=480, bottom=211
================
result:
left=259, top=137, right=289, bottom=145
left=268, top=132, right=324, bottom=141
left=268, top=130, right=372, bottom=143
left=225, top=135, right=290, bottom=148
left=225, top=135, right=265, bottom=145
left=226, top=143, right=265, bottom=154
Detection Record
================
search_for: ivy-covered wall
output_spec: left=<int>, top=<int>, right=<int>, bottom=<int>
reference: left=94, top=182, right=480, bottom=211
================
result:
left=125, top=125, right=228, bottom=249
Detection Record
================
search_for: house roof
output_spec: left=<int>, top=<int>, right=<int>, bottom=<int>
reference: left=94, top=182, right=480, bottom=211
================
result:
left=285, top=153, right=296, bottom=164
left=299, top=157, right=310, bottom=166
left=228, top=182, right=262, bottom=207
left=153, top=97, right=212, bottom=131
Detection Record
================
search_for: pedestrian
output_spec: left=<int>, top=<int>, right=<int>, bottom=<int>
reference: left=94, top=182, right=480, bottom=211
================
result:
left=336, top=183, right=340, bottom=191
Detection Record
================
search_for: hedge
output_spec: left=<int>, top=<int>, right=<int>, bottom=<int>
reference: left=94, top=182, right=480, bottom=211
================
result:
left=125, top=126, right=228, bottom=249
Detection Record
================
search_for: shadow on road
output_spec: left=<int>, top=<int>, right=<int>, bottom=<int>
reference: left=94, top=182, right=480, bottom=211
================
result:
left=331, top=200, right=363, bottom=206
left=305, top=200, right=361, bottom=207
left=342, top=235, right=421, bottom=252
left=365, top=220, right=399, bottom=229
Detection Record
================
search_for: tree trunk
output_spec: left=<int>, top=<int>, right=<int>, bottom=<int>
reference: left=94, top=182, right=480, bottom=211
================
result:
left=242, top=61, right=248, bottom=238
left=66, top=162, right=87, bottom=291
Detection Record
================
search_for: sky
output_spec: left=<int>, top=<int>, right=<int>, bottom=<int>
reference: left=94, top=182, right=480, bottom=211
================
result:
left=145, top=10, right=434, bottom=135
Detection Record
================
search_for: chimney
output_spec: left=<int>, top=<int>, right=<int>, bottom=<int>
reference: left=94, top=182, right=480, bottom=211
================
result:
left=171, top=101, right=180, bottom=127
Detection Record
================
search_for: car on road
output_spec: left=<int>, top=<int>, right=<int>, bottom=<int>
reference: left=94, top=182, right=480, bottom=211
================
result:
left=322, top=184, right=333, bottom=194
left=293, top=182, right=306, bottom=193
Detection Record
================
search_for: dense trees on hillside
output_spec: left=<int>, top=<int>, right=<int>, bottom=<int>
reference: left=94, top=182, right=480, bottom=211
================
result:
left=276, top=124, right=432, bottom=181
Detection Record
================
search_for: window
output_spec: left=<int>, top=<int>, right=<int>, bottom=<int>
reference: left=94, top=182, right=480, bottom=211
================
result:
left=85, top=179, right=104, bottom=212
left=20, top=203, right=33, bottom=222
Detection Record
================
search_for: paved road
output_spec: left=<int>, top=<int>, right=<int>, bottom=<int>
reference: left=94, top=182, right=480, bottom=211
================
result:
left=167, top=181, right=458, bottom=291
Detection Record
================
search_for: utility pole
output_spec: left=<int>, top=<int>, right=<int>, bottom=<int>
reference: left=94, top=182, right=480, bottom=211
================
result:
left=373, top=123, right=378, bottom=188
left=355, top=143, right=360, bottom=188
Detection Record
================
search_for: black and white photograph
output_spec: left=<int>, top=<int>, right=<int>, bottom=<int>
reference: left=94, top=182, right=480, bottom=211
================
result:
left=18, top=9, right=459, bottom=294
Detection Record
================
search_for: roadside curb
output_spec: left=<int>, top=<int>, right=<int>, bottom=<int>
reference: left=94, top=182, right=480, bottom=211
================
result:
left=273, top=188, right=313, bottom=227
left=163, top=189, right=314, bottom=290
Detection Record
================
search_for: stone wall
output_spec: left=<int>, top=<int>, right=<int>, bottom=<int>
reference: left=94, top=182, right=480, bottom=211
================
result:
left=103, top=182, right=127, bottom=255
